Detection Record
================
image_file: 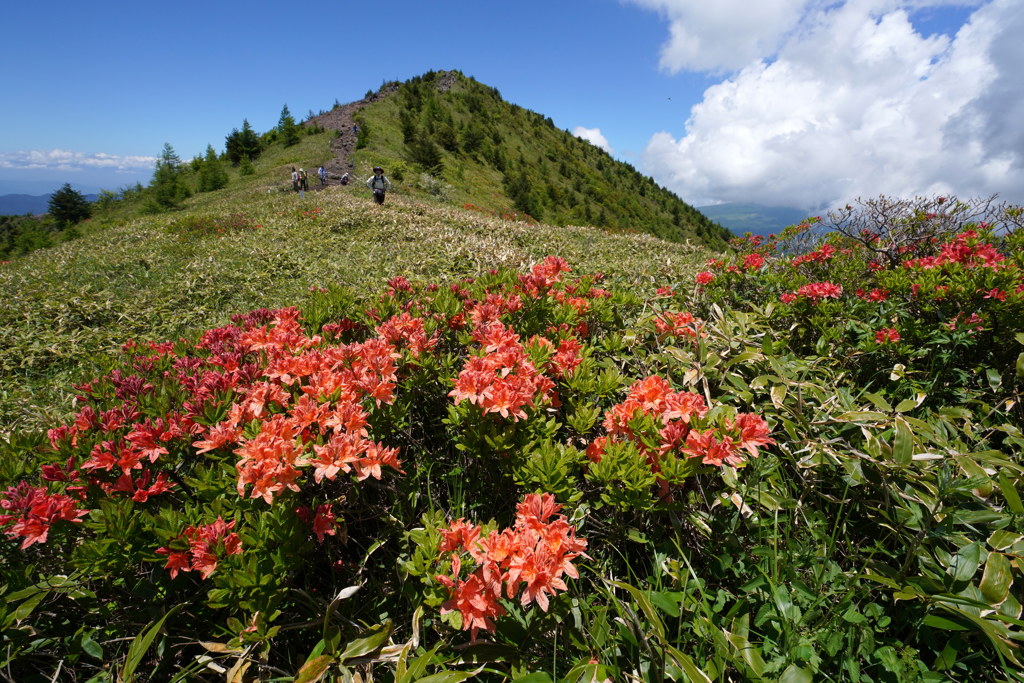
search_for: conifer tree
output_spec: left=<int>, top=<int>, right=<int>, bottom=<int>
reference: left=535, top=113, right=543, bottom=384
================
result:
left=197, top=145, right=229, bottom=192
left=47, top=183, right=91, bottom=228
left=225, top=119, right=261, bottom=165
left=408, top=138, right=444, bottom=174
left=278, top=105, right=300, bottom=147
left=149, top=143, right=190, bottom=210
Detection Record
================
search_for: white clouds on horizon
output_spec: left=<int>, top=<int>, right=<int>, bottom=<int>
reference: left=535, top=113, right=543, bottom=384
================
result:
left=631, top=0, right=1022, bottom=209
left=573, top=126, right=614, bottom=154
left=0, top=149, right=157, bottom=173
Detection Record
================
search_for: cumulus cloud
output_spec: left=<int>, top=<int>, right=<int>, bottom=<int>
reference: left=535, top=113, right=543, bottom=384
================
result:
left=574, top=126, right=614, bottom=154
left=635, top=0, right=1023, bottom=209
left=628, top=0, right=815, bottom=72
left=0, top=149, right=156, bottom=172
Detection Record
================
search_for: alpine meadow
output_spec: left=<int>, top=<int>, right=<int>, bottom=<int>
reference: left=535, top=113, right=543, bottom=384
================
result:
left=1, top=71, right=1023, bottom=682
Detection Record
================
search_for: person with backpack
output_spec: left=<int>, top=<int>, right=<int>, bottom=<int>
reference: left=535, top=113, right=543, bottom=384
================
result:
left=365, top=166, right=392, bottom=204
left=318, top=166, right=327, bottom=186
left=291, top=166, right=299, bottom=192
left=298, top=168, right=308, bottom=198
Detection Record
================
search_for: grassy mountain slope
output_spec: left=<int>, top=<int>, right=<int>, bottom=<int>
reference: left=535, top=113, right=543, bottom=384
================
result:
left=0, top=184, right=714, bottom=435
left=333, top=70, right=731, bottom=249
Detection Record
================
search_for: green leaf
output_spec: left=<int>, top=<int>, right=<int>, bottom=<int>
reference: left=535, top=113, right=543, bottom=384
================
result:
left=985, top=367, right=1002, bottom=391
left=979, top=552, right=1012, bottom=605
left=417, top=669, right=485, bottom=683
left=779, top=664, right=814, bottom=683
left=894, top=397, right=921, bottom=413
left=864, top=392, right=892, bottom=413
left=608, top=579, right=666, bottom=641
left=1016, top=352, right=1024, bottom=379
left=665, top=644, right=713, bottom=682
left=513, top=674, right=555, bottom=683
left=80, top=632, right=104, bottom=660
left=893, top=416, right=913, bottom=465
left=947, top=542, right=982, bottom=584
left=998, top=475, right=1024, bottom=514
left=841, top=607, right=867, bottom=624
left=12, top=590, right=45, bottom=622
left=988, top=530, right=1023, bottom=550
left=338, top=621, right=394, bottom=662
left=837, top=410, right=889, bottom=423
left=923, top=614, right=970, bottom=631
left=649, top=590, right=682, bottom=618
left=770, top=384, right=788, bottom=409
left=293, top=655, right=335, bottom=683
left=120, top=604, right=182, bottom=681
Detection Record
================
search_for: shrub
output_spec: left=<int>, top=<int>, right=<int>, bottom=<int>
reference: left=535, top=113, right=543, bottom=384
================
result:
left=2, top=227, right=1022, bottom=680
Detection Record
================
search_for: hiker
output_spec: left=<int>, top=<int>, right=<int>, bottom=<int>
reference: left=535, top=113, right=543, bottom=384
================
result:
left=298, top=168, right=308, bottom=198
left=340, top=172, right=350, bottom=186
left=318, top=166, right=327, bottom=186
left=291, top=166, right=299, bottom=192
left=366, top=166, right=392, bottom=204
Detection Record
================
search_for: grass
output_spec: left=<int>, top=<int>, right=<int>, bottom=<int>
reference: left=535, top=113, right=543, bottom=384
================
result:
left=0, top=182, right=712, bottom=436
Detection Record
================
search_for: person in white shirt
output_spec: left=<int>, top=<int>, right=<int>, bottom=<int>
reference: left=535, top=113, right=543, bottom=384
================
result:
left=365, top=166, right=392, bottom=204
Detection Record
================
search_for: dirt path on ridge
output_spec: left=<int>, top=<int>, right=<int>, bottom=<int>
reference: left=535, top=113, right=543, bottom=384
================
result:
left=304, top=84, right=398, bottom=190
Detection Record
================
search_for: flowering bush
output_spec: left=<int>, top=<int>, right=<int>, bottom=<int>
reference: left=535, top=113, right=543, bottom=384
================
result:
left=0, top=254, right=766, bottom=680
left=2, top=205, right=1022, bottom=680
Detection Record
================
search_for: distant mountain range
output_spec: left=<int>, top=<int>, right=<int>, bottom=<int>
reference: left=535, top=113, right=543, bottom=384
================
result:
left=698, top=202, right=818, bottom=236
left=0, top=193, right=99, bottom=216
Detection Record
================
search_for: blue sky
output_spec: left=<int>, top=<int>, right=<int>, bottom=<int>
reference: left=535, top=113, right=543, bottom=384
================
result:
left=1, top=0, right=1020, bottom=210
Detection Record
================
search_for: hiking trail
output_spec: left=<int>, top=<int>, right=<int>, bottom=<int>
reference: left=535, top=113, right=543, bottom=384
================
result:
left=304, top=83, right=399, bottom=190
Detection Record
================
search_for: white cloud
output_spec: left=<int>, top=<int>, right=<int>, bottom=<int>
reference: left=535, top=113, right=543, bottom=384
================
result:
left=0, top=149, right=156, bottom=172
left=637, top=0, right=1023, bottom=209
left=627, top=0, right=817, bottom=72
left=573, top=126, right=614, bottom=154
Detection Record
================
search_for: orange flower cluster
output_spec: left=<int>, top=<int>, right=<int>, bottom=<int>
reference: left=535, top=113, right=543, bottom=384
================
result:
left=376, top=312, right=438, bottom=358
left=589, top=375, right=774, bottom=478
left=903, top=230, right=1009, bottom=271
left=211, top=312, right=405, bottom=503
left=654, top=311, right=704, bottom=341
left=448, top=321, right=557, bottom=421
left=434, top=493, right=588, bottom=640
left=156, top=517, right=242, bottom=579
left=780, top=281, right=843, bottom=304
left=0, top=482, right=88, bottom=548
left=295, top=503, right=340, bottom=542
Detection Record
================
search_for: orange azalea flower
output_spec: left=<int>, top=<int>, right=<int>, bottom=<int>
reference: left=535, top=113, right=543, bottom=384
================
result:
left=654, top=311, right=704, bottom=341
left=311, top=504, right=338, bottom=543
left=193, top=421, right=243, bottom=455
left=730, top=413, right=775, bottom=458
left=309, top=432, right=363, bottom=483
left=434, top=493, right=587, bottom=638
left=157, top=517, right=242, bottom=580
left=235, top=415, right=307, bottom=503
left=0, top=483, right=88, bottom=549
left=439, top=519, right=482, bottom=556
left=683, top=429, right=742, bottom=467
left=437, top=569, right=506, bottom=641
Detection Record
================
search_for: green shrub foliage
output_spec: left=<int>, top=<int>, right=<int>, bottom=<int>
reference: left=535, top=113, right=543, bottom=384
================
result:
left=1, top=197, right=1023, bottom=680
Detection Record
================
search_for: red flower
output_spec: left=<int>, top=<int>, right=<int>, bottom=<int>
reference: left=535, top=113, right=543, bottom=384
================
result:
left=875, top=328, right=901, bottom=344
left=743, top=253, right=765, bottom=271
left=0, top=483, right=88, bottom=549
